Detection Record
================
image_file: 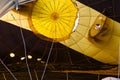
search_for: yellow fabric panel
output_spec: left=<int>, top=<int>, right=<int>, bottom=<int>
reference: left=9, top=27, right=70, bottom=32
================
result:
left=31, top=0, right=78, bottom=41
left=0, top=7, right=31, bottom=31
left=61, top=1, right=120, bottom=64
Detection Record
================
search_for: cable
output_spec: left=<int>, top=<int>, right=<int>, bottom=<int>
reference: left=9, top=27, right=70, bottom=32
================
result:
left=19, top=21, right=33, bottom=80
left=118, top=42, right=120, bottom=79
left=0, top=58, right=18, bottom=80
left=40, top=41, right=54, bottom=80
left=97, top=74, right=100, bottom=80
left=18, top=13, right=33, bottom=80
left=10, top=10, right=33, bottom=80
left=66, top=72, right=69, bottom=80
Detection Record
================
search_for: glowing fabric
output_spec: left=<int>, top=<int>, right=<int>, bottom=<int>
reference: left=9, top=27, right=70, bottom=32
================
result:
left=60, top=1, right=120, bottom=64
left=1, top=0, right=120, bottom=64
left=30, top=0, right=78, bottom=41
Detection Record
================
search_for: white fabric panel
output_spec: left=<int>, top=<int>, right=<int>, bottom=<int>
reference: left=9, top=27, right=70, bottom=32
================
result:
left=19, top=0, right=35, bottom=4
left=102, top=77, right=120, bottom=80
left=0, top=0, right=15, bottom=17
left=0, top=0, right=34, bottom=17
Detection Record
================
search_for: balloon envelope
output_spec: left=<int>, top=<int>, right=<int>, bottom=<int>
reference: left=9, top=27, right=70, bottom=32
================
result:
left=0, top=0, right=120, bottom=64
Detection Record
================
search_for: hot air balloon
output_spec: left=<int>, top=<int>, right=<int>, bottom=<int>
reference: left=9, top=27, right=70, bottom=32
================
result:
left=0, top=0, right=120, bottom=65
